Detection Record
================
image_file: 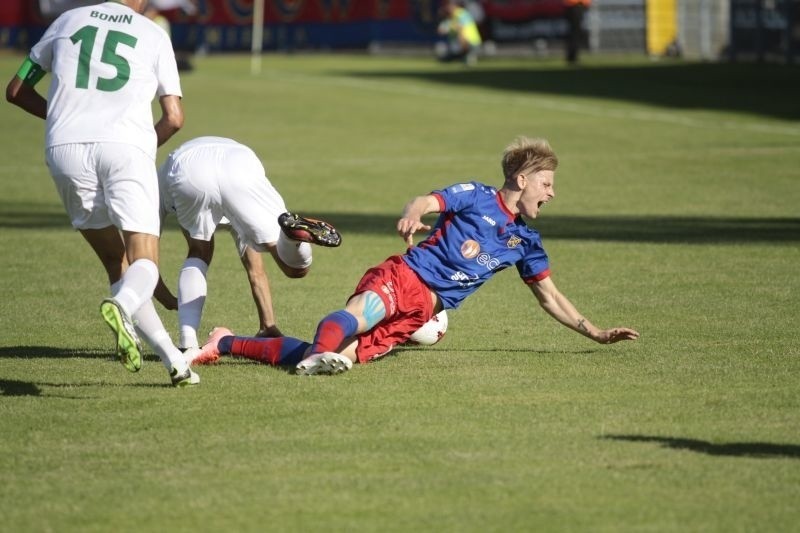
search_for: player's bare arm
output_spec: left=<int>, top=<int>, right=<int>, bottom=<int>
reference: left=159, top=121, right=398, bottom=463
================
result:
left=155, top=94, right=184, bottom=147
left=397, top=194, right=440, bottom=245
left=530, top=276, right=640, bottom=344
left=6, top=59, right=47, bottom=119
left=240, top=246, right=282, bottom=338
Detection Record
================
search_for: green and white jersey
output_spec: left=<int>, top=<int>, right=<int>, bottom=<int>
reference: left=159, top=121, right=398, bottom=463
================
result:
left=30, top=1, right=182, bottom=159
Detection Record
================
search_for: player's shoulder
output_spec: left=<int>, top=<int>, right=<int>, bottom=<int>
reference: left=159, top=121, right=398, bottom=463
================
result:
left=68, top=3, right=171, bottom=41
left=440, top=180, right=495, bottom=196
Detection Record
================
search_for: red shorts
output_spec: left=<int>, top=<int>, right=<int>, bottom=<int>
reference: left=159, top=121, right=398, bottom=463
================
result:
left=352, top=255, right=435, bottom=363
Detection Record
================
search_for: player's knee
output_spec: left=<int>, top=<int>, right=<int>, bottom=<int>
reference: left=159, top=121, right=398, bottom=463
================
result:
left=282, top=266, right=309, bottom=279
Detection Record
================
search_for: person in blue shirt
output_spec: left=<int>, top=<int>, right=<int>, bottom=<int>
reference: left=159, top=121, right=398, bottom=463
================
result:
left=190, top=136, right=640, bottom=374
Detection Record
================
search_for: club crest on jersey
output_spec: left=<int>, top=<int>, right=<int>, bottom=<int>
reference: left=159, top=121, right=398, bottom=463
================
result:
left=507, top=235, right=522, bottom=248
left=461, top=240, right=480, bottom=259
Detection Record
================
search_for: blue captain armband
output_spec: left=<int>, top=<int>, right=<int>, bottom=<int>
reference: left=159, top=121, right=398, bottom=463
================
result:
left=16, top=57, right=46, bottom=86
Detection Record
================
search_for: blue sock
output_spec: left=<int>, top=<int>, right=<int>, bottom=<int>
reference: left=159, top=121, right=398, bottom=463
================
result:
left=218, top=336, right=233, bottom=354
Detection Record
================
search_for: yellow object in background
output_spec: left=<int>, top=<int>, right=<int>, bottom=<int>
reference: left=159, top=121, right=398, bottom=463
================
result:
left=646, top=0, right=677, bottom=55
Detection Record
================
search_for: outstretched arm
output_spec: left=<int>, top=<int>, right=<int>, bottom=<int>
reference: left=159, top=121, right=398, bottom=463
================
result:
left=240, top=246, right=283, bottom=338
left=529, top=276, right=639, bottom=344
left=397, top=194, right=440, bottom=246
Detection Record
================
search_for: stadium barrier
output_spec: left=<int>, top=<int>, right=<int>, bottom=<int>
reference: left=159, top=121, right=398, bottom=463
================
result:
left=0, top=0, right=796, bottom=63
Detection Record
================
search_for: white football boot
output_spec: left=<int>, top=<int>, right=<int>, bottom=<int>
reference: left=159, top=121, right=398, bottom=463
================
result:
left=295, top=352, right=353, bottom=376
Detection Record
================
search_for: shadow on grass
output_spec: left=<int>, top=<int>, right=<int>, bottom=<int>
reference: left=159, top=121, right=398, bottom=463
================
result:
left=0, top=345, right=161, bottom=362
left=0, top=201, right=67, bottom=229
left=345, top=62, right=800, bottom=121
left=0, top=378, right=181, bottom=398
left=0, top=379, right=41, bottom=396
left=0, top=346, right=182, bottom=395
left=601, top=434, right=800, bottom=459
left=389, top=346, right=598, bottom=355
left=314, top=213, right=800, bottom=244
left=0, top=378, right=96, bottom=398
left=3, top=205, right=799, bottom=244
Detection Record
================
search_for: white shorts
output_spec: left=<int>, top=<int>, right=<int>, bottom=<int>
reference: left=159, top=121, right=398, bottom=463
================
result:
left=46, top=143, right=160, bottom=235
left=159, top=142, right=287, bottom=253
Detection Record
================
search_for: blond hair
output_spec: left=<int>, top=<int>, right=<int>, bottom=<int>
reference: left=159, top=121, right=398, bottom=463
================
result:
left=501, top=136, right=558, bottom=182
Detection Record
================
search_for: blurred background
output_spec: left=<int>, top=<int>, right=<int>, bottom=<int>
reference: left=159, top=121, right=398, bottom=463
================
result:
left=1, top=0, right=798, bottom=65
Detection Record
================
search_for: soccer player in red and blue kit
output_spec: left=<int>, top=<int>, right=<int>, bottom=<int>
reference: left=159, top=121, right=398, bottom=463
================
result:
left=190, top=136, right=640, bottom=375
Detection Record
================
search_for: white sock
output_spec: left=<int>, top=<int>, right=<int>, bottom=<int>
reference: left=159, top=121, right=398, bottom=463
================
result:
left=276, top=232, right=312, bottom=269
left=133, top=299, right=189, bottom=374
left=112, top=259, right=158, bottom=317
left=110, top=281, right=188, bottom=374
left=178, top=257, right=209, bottom=349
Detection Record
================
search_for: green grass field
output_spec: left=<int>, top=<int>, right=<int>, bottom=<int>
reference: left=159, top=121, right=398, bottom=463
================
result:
left=1, top=51, right=799, bottom=532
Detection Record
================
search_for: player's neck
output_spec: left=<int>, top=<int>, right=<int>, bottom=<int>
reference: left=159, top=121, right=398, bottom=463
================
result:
left=497, top=189, right=519, bottom=217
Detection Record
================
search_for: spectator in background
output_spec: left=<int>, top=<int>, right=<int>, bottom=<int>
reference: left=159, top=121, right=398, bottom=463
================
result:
left=436, top=0, right=483, bottom=66
left=564, top=0, right=592, bottom=64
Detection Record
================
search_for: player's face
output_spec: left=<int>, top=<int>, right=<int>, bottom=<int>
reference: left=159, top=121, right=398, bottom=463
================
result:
left=519, top=170, right=555, bottom=219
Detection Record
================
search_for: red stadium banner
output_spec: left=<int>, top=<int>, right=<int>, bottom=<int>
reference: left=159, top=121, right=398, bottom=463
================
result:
left=483, top=0, right=565, bottom=21
left=0, top=2, right=23, bottom=25
left=1, top=0, right=567, bottom=25
left=159, top=0, right=418, bottom=24
left=159, top=0, right=563, bottom=24
left=1, top=0, right=572, bottom=50
left=160, top=0, right=441, bottom=50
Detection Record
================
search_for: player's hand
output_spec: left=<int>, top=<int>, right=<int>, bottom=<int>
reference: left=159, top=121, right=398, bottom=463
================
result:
left=256, top=325, right=283, bottom=338
left=595, top=327, right=640, bottom=344
left=397, top=218, right=431, bottom=247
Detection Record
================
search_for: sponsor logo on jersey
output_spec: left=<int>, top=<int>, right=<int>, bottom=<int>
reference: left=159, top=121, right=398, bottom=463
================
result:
left=461, top=239, right=480, bottom=259
left=482, top=215, right=496, bottom=226
left=507, top=235, right=522, bottom=248
left=477, top=253, right=500, bottom=270
left=450, top=271, right=479, bottom=283
left=449, top=183, right=475, bottom=194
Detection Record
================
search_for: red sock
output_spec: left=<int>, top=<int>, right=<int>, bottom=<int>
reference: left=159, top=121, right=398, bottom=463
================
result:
left=310, top=310, right=359, bottom=353
left=230, top=337, right=282, bottom=365
left=229, top=336, right=310, bottom=366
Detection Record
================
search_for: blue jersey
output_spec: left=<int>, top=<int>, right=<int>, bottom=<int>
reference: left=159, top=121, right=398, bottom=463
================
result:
left=402, top=181, right=551, bottom=309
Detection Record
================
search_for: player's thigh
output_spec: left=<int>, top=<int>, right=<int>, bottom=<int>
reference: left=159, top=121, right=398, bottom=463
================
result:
left=164, top=157, right=223, bottom=241
left=220, top=148, right=287, bottom=246
left=45, top=144, right=113, bottom=230
left=95, top=144, right=160, bottom=236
